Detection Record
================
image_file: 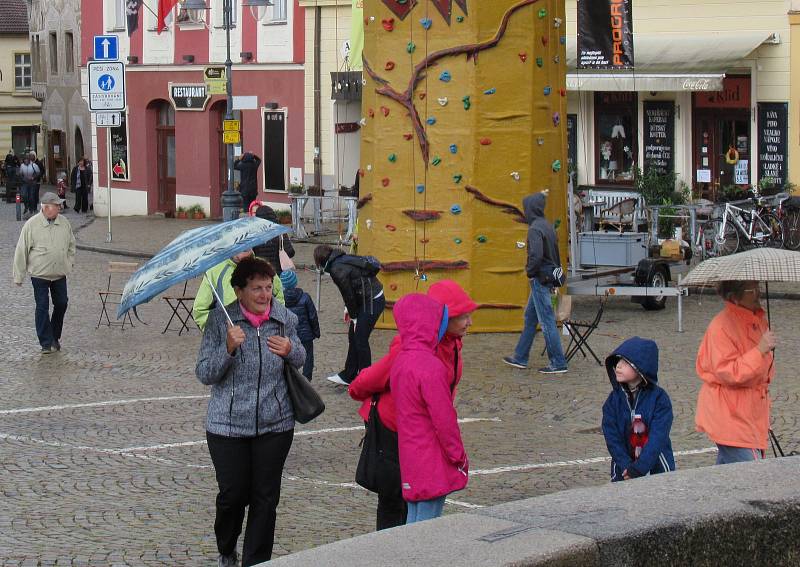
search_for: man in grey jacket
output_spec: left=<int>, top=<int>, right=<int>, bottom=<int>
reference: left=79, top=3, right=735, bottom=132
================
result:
left=13, top=192, right=75, bottom=354
left=503, top=192, right=567, bottom=374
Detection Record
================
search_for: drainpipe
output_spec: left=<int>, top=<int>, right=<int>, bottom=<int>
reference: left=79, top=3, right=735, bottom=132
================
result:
left=313, top=5, right=322, bottom=191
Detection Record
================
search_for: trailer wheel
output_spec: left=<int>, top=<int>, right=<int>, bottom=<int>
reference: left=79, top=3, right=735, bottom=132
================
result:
left=642, top=266, right=669, bottom=311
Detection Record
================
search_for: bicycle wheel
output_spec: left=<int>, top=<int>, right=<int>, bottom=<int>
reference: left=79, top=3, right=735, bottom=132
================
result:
left=760, top=212, right=784, bottom=248
left=702, top=219, right=739, bottom=258
left=782, top=210, right=800, bottom=250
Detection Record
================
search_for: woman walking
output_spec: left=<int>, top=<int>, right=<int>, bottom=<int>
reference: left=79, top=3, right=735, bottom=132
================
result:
left=196, top=257, right=305, bottom=566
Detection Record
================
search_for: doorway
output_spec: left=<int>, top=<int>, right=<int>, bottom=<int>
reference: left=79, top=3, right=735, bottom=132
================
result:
left=156, top=103, right=176, bottom=216
left=48, top=130, right=67, bottom=182
left=692, top=112, right=750, bottom=201
left=74, top=126, right=85, bottom=163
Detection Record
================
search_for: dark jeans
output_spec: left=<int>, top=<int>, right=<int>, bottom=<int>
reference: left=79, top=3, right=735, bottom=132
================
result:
left=31, top=277, right=68, bottom=349
left=21, top=183, right=36, bottom=212
left=74, top=186, right=89, bottom=212
left=207, top=429, right=293, bottom=567
left=340, top=294, right=385, bottom=383
left=302, top=340, right=314, bottom=380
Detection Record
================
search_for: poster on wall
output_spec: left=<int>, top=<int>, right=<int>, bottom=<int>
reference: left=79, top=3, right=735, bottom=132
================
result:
left=566, top=114, right=577, bottom=181
left=263, top=110, right=286, bottom=191
left=642, top=101, right=674, bottom=176
left=757, top=102, right=788, bottom=188
left=577, top=0, right=634, bottom=69
left=109, top=112, right=129, bottom=181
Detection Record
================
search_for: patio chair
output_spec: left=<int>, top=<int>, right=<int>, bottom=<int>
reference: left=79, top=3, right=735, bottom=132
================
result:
left=97, top=261, right=139, bottom=330
left=562, top=295, right=608, bottom=365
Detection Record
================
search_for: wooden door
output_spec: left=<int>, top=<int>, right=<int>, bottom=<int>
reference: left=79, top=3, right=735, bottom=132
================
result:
left=49, top=130, right=67, bottom=182
left=157, top=127, right=176, bottom=215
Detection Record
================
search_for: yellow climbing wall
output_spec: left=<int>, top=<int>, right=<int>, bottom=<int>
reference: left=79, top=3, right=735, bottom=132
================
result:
left=358, top=0, right=568, bottom=332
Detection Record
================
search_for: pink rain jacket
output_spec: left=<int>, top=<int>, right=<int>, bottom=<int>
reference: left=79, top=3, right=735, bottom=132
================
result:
left=390, top=293, right=468, bottom=502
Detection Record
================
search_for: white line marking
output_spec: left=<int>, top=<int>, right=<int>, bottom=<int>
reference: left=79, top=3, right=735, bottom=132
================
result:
left=0, top=395, right=209, bottom=416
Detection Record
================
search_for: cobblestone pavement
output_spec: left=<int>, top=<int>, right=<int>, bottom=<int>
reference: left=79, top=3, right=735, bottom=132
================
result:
left=1, top=195, right=799, bottom=565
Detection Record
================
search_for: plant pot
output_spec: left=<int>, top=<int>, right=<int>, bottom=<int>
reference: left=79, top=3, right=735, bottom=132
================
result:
left=306, top=186, right=324, bottom=197
left=192, top=212, right=206, bottom=220
left=176, top=211, right=188, bottom=219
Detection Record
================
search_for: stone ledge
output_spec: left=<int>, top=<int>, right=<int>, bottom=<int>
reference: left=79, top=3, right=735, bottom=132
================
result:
left=268, top=456, right=800, bottom=566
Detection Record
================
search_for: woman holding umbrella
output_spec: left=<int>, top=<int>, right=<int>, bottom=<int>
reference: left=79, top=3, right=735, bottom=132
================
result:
left=695, top=280, right=777, bottom=464
left=196, top=256, right=305, bottom=567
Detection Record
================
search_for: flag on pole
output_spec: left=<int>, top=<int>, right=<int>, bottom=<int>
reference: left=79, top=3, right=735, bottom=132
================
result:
left=126, top=0, right=142, bottom=36
left=158, top=0, right=180, bottom=34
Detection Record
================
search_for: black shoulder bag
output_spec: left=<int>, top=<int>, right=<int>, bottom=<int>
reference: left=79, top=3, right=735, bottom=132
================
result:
left=355, top=395, right=402, bottom=497
left=279, top=323, right=325, bottom=424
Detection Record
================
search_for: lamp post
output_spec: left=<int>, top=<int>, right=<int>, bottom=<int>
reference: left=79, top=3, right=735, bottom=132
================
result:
left=182, top=0, right=271, bottom=221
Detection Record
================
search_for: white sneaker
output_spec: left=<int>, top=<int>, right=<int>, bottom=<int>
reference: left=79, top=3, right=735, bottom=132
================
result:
left=326, top=374, right=348, bottom=386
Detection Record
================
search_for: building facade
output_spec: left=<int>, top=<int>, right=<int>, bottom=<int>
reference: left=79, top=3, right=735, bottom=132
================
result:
left=0, top=0, right=41, bottom=160
left=565, top=0, right=797, bottom=200
left=82, top=0, right=305, bottom=217
left=27, top=0, right=90, bottom=182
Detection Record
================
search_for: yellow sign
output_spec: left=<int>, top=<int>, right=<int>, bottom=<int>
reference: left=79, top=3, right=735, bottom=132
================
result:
left=204, top=66, right=227, bottom=95
left=222, top=131, right=241, bottom=144
left=223, top=120, right=240, bottom=132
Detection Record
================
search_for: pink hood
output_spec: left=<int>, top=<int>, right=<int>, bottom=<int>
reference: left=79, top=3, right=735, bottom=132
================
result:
left=390, top=294, right=468, bottom=502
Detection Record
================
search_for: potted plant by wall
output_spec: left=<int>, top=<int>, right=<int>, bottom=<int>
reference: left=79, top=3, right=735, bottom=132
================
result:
left=188, top=204, right=206, bottom=219
left=176, top=206, right=189, bottom=219
left=289, top=183, right=305, bottom=195
left=306, top=185, right=324, bottom=197
left=276, top=209, right=293, bottom=225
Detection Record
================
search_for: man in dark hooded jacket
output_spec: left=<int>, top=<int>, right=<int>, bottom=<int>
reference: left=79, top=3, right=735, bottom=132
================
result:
left=234, top=152, right=261, bottom=212
left=253, top=206, right=295, bottom=275
left=503, top=192, right=567, bottom=374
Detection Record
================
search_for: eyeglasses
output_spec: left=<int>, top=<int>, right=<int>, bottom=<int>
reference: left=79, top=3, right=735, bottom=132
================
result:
left=742, top=288, right=761, bottom=295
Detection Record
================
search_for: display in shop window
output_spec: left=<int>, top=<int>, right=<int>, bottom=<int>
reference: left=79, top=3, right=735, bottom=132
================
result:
left=109, top=112, right=129, bottom=181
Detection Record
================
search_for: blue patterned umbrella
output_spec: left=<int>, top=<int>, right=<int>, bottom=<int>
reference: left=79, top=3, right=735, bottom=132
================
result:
left=117, top=216, right=290, bottom=319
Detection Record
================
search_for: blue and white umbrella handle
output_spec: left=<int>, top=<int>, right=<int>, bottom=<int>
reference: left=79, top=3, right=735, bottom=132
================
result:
left=205, top=272, right=235, bottom=327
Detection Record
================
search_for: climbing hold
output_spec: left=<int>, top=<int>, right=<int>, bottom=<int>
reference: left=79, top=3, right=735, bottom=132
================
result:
left=358, top=118, right=367, bottom=126
left=462, top=96, right=471, bottom=110
left=385, top=224, right=397, bottom=231
left=456, top=15, right=464, bottom=22
left=437, top=97, right=448, bottom=106
left=369, top=16, right=375, bottom=22
left=552, top=112, right=561, bottom=126
left=381, top=177, right=390, bottom=187
left=381, top=18, right=395, bottom=31
left=358, top=168, right=365, bottom=177
left=553, top=55, right=560, bottom=64
left=543, top=86, right=551, bottom=96
left=368, top=108, right=375, bottom=118
left=420, top=273, right=428, bottom=282
left=384, top=61, right=396, bottom=71
left=454, top=238, right=462, bottom=244
left=516, top=241, right=526, bottom=249
left=416, top=184, right=425, bottom=193
left=449, top=144, right=457, bottom=154
left=560, top=88, right=567, bottom=97
left=538, top=8, right=547, bottom=18
left=536, top=57, right=543, bottom=67
left=431, top=156, right=442, bottom=166
left=450, top=204, right=462, bottom=215
left=388, top=153, right=397, bottom=163
left=439, top=71, right=452, bottom=83
left=418, top=92, right=426, bottom=100
left=365, top=219, right=372, bottom=229
left=477, top=235, right=488, bottom=243
left=381, top=106, right=390, bottom=117
left=366, top=164, right=373, bottom=171
left=389, top=283, right=398, bottom=291
left=552, top=159, right=562, bottom=172
left=483, top=88, right=496, bottom=95
left=560, top=35, right=567, bottom=45
left=553, top=17, right=563, bottom=28
left=510, top=171, right=520, bottom=181
left=518, top=52, right=527, bottom=63
left=453, top=174, right=463, bottom=184
left=542, top=36, right=549, bottom=46
left=426, top=116, right=437, bottom=125
left=420, top=17, right=432, bottom=30
left=537, top=137, right=545, bottom=146
left=406, top=41, right=416, bottom=53
left=480, top=137, right=492, bottom=145
left=403, top=133, right=413, bottom=140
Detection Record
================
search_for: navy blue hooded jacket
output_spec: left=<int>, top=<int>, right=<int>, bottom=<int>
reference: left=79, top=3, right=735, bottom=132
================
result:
left=283, top=287, right=320, bottom=343
left=601, top=337, right=675, bottom=481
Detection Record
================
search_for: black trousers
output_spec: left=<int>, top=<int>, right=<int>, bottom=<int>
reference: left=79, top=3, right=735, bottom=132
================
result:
left=206, top=429, right=294, bottom=566
left=375, top=427, right=406, bottom=530
left=302, top=340, right=314, bottom=380
left=74, top=186, right=89, bottom=212
left=340, top=295, right=386, bottom=383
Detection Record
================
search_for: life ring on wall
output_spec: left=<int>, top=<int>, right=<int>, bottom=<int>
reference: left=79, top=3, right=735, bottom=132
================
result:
left=725, top=147, right=740, bottom=165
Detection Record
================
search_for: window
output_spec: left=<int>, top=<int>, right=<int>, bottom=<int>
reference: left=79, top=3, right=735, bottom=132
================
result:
left=177, top=0, right=208, bottom=25
left=65, top=32, right=74, bottom=73
left=109, top=0, right=126, bottom=29
left=214, top=0, right=237, bottom=27
left=594, top=92, right=637, bottom=184
left=15, top=53, right=32, bottom=90
left=32, top=36, right=42, bottom=81
left=49, top=32, right=58, bottom=75
left=272, top=0, right=287, bottom=22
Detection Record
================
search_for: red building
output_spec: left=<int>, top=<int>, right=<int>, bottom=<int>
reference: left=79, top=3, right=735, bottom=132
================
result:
left=82, top=1, right=304, bottom=217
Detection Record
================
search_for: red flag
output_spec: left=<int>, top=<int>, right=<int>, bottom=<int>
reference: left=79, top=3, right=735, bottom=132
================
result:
left=157, top=0, right=179, bottom=34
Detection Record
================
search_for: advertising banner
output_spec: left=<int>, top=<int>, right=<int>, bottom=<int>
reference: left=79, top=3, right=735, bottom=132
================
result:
left=643, top=101, right=675, bottom=176
left=757, top=102, right=788, bottom=188
left=577, top=0, right=634, bottom=69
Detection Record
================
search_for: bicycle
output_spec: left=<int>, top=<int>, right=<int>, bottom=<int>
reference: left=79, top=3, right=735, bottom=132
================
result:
left=701, top=196, right=783, bottom=257
left=780, top=196, right=800, bottom=250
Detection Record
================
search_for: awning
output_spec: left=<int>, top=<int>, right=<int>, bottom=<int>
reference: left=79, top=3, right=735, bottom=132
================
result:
left=566, top=31, right=777, bottom=91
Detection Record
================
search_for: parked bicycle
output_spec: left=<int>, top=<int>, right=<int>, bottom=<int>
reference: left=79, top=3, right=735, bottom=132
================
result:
left=780, top=196, right=800, bottom=251
left=700, top=195, right=783, bottom=258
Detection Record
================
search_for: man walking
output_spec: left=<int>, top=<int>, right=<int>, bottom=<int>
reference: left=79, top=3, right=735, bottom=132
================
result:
left=13, top=192, right=76, bottom=354
left=234, top=152, right=261, bottom=213
left=502, top=192, right=568, bottom=374
left=19, top=154, right=40, bottom=217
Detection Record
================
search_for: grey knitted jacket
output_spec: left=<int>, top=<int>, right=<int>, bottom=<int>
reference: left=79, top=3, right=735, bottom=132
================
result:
left=196, top=300, right=306, bottom=437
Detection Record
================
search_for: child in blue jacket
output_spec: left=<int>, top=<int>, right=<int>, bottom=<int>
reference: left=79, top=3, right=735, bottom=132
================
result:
left=280, top=270, right=320, bottom=379
left=601, top=337, right=675, bottom=482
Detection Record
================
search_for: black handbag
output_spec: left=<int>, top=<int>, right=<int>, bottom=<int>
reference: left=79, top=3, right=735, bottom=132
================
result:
left=355, top=395, right=402, bottom=497
left=279, top=324, right=325, bottom=424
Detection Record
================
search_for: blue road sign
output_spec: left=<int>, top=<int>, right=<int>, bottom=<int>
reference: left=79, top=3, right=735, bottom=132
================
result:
left=94, top=35, right=119, bottom=61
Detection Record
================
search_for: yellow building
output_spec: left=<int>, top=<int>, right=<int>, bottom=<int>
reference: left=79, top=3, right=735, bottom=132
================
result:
left=0, top=0, right=42, bottom=159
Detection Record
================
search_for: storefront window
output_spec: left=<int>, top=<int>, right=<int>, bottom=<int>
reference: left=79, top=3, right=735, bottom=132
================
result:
left=594, top=92, right=637, bottom=184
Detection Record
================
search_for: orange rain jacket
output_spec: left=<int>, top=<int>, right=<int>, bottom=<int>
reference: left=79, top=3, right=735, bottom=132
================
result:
left=695, top=301, right=774, bottom=450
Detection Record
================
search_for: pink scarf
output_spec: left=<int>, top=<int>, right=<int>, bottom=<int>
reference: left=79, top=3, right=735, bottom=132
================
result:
left=239, top=302, right=271, bottom=328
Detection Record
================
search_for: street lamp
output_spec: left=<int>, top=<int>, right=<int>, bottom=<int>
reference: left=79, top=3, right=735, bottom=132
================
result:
left=183, top=0, right=272, bottom=221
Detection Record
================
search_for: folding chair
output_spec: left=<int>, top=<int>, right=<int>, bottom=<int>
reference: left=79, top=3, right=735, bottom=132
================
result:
left=562, top=295, right=608, bottom=365
left=162, top=280, right=199, bottom=335
left=97, top=261, right=139, bottom=330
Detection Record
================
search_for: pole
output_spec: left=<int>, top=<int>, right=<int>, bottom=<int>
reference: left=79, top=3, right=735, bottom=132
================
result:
left=106, top=131, right=112, bottom=242
left=220, top=0, right=242, bottom=221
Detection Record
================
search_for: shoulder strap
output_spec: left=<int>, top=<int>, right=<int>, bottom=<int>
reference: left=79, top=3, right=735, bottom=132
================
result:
left=216, top=264, right=231, bottom=301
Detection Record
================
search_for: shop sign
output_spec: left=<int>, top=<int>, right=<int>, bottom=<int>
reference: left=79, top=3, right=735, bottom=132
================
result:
left=169, top=83, right=210, bottom=111
left=577, top=0, right=634, bottom=69
left=204, top=66, right=227, bottom=96
left=643, top=101, right=674, bottom=176
left=757, top=102, right=788, bottom=188
left=566, top=114, right=578, bottom=177
left=694, top=77, right=750, bottom=109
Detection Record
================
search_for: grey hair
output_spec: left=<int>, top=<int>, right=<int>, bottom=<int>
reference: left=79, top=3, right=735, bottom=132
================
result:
left=715, top=280, right=751, bottom=302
